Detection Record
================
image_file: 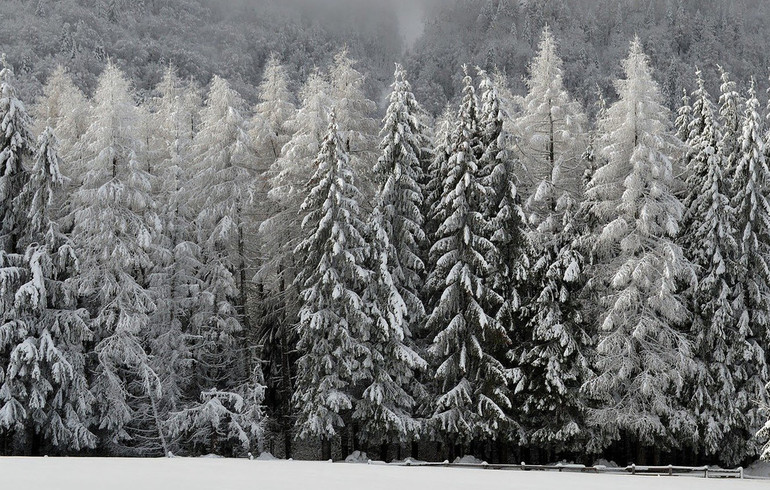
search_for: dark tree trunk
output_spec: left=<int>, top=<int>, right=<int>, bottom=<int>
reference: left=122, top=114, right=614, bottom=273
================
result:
left=340, top=428, right=349, bottom=459
left=496, top=439, right=508, bottom=464
left=321, top=438, right=332, bottom=461
left=636, top=444, right=646, bottom=465
left=283, top=431, right=292, bottom=460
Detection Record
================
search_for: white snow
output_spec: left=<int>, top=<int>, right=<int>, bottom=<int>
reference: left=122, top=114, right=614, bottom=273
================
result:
left=452, top=455, right=486, bottom=464
left=344, top=450, right=370, bottom=463
left=0, top=458, right=764, bottom=490
left=745, top=460, right=770, bottom=478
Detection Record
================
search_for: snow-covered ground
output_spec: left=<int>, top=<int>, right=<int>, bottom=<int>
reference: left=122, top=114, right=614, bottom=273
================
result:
left=0, top=457, right=766, bottom=490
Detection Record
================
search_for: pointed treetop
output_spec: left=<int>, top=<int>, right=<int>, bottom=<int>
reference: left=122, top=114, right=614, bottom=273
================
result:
left=529, top=26, right=562, bottom=87
left=0, top=53, right=11, bottom=82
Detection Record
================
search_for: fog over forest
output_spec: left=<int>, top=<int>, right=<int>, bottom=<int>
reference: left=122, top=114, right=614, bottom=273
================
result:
left=5, top=0, right=770, bottom=114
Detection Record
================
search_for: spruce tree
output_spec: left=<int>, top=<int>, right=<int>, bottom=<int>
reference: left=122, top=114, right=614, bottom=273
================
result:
left=679, top=69, right=745, bottom=463
left=718, top=67, right=743, bottom=179
left=675, top=88, right=692, bottom=143
left=477, top=68, right=531, bottom=450
left=727, top=80, right=770, bottom=463
left=292, top=111, right=370, bottom=460
left=0, top=128, right=96, bottom=454
left=354, top=65, right=429, bottom=456
left=0, top=56, right=34, bottom=254
left=424, top=107, right=455, bottom=246
left=507, top=30, right=590, bottom=453
left=0, top=57, right=35, bottom=454
left=584, top=38, right=696, bottom=456
left=426, top=68, right=510, bottom=452
left=371, top=63, right=429, bottom=353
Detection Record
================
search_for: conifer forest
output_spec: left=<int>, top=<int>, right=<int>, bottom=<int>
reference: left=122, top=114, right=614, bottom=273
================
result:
left=2, top=0, right=770, bottom=471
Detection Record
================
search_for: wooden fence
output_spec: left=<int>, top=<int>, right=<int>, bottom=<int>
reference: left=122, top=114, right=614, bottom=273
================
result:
left=397, top=460, right=744, bottom=479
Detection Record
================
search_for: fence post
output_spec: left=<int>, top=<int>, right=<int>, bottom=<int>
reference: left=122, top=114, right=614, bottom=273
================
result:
left=631, top=464, right=636, bottom=475
left=668, top=465, right=672, bottom=476
left=521, top=462, right=526, bottom=472
left=704, top=467, right=708, bottom=479
left=739, top=467, right=744, bottom=480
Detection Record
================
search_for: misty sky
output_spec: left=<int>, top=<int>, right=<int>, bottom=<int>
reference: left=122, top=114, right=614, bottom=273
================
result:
left=226, top=0, right=432, bottom=48
left=392, top=0, right=428, bottom=46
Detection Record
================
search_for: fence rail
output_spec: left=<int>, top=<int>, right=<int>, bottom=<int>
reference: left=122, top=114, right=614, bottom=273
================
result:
left=397, top=460, right=744, bottom=479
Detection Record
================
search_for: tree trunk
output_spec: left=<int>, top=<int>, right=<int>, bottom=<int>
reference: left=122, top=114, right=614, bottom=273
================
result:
left=236, top=206, right=252, bottom=376
left=28, top=426, right=40, bottom=457
left=623, top=432, right=632, bottom=465
left=411, top=440, right=419, bottom=460
left=280, top=322, right=293, bottom=459
left=380, top=442, right=388, bottom=462
left=340, top=428, right=349, bottom=459
left=283, top=430, right=292, bottom=460
left=636, top=444, right=646, bottom=465
left=497, top=439, right=508, bottom=464
left=148, top=387, right=170, bottom=456
left=321, top=438, right=332, bottom=461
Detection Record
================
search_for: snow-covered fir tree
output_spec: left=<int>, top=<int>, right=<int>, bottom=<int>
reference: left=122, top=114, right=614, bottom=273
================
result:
left=371, top=63, right=429, bottom=357
left=250, top=53, right=296, bottom=168
left=513, top=193, right=589, bottom=455
left=423, top=107, right=455, bottom=246
left=0, top=56, right=34, bottom=254
left=257, top=71, right=331, bottom=306
left=255, top=71, right=331, bottom=457
left=760, top=416, right=770, bottom=461
left=718, top=67, right=744, bottom=179
left=292, top=111, right=370, bottom=460
left=425, top=68, right=510, bottom=451
left=678, top=69, right=746, bottom=463
left=675, top=88, right=692, bottom=143
left=180, top=74, right=265, bottom=456
left=329, top=49, right=379, bottom=200
left=726, top=80, right=770, bottom=462
left=476, top=68, right=531, bottom=449
left=32, top=65, right=90, bottom=193
left=583, top=38, right=696, bottom=456
left=0, top=58, right=37, bottom=453
left=0, top=128, right=96, bottom=454
left=354, top=64, right=429, bottom=455
left=70, top=62, right=162, bottom=452
left=503, top=30, right=591, bottom=453
left=517, top=27, right=588, bottom=227
left=143, top=66, right=200, bottom=454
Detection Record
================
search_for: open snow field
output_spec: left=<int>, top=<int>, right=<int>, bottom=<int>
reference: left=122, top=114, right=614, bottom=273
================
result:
left=0, top=458, right=767, bottom=490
